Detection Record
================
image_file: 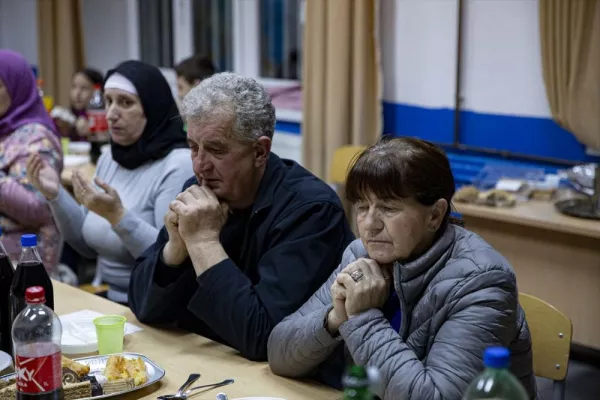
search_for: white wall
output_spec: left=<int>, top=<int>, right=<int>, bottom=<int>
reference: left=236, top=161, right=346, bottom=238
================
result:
left=380, top=0, right=552, bottom=119
left=461, top=0, right=550, bottom=118
left=0, top=0, right=38, bottom=65
left=380, top=0, right=458, bottom=108
left=81, top=0, right=134, bottom=74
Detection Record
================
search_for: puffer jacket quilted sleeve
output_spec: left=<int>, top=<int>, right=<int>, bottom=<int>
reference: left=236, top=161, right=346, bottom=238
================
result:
left=268, top=227, right=536, bottom=400
left=266, top=243, right=359, bottom=377
left=339, top=267, right=525, bottom=399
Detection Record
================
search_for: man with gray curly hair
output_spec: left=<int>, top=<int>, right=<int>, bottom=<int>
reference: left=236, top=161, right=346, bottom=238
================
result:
left=129, top=72, right=354, bottom=361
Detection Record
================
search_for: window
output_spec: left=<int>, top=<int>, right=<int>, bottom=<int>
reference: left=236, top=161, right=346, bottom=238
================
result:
left=133, top=0, right=304, bottom=84
left=192, top=0, right=233, bottom=72
left=259, top=0, right=304, bottom=80
left=138, top=0, right=174, bottom=68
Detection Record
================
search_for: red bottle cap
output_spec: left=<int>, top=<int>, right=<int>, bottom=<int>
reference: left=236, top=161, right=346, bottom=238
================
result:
left=25, top=286, right=46, bottom=304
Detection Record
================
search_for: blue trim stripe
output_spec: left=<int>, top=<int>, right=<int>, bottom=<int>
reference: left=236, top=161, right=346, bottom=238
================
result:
left=383, top=102, right=599, bottom=163
left=459, top=110, right=592, bottom=162
left=275, top=121, right=301, bottom=135
left=383, top=102, right=455, bottom=144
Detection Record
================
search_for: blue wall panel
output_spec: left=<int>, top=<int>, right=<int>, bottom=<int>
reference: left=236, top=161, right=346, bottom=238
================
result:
left=383, top=101, right=599, bottom=164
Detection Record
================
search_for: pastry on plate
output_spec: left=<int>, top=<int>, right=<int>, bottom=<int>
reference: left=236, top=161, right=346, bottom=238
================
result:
left=104, top=355, right=148, bottom=386
left=0, top=382, right=16, bottom=400
left=62, top=355, right=91, bottom=377
left=102, top=378, right=135, bottom=395
left=64, top=380, right=92, bottom=400
left=0, top=378, right=14, bottom=391
left=104, top=354, right=129, bottom=381
left=126, top=356, right=148, bottom=386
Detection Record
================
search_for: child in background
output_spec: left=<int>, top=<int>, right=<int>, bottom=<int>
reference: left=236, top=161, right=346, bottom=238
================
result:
left=174, top=55, right=216, bottom=102
left=51, top=68, right=103, bottom=141
left=174, top=55, right=215, bottom=133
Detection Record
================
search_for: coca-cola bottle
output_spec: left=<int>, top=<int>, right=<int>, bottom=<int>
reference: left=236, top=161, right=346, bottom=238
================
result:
left=0, top=227, right=15, bottom=355
left=87, top=84, right=108, bottom=139
left=10, top=234, right=54, bottom=326
left=12, top=286, right=64, bottom=399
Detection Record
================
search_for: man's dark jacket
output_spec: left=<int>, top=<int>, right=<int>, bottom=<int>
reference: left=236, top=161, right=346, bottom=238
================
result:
left=128, top=153, right=355, bottom=361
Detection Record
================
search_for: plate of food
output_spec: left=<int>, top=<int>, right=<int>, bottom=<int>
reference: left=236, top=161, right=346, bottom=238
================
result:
left=0, top=353, right=165, bottom=399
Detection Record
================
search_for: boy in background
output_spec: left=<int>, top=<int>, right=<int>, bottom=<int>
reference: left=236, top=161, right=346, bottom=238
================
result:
left=175, top=55, right=216, bottom=102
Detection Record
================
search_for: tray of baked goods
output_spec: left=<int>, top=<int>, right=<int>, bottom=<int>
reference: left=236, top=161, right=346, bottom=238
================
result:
left=0, top=352, right=165, bottom=399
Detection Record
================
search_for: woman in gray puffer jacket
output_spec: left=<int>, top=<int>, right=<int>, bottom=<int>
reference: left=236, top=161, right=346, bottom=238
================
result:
left=267, top=137, right=537, bottom=400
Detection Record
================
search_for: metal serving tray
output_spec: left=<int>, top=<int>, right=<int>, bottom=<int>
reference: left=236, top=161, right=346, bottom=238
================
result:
left=0, top=352, right=165, bottom=399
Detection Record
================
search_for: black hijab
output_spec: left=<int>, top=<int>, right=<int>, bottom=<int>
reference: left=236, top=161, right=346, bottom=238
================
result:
left=105, top=60, right=188, bottom=169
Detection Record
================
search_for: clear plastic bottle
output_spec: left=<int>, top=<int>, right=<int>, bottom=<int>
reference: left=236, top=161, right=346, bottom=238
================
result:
left=0, top=227, right=15, bottom=354
left=12, top=286, right=64, bottom=399
left=343, top=365, right=373, bottom=400
left=462, top=347, right=529, bottom=400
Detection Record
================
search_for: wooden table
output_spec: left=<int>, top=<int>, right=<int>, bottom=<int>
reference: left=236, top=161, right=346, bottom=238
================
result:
left=54, top=282, right=340, bottom=399
left=455, top=200, right=600, bottom=350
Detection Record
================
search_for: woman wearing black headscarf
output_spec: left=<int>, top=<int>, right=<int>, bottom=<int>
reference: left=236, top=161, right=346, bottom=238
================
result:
left=27, top=60, right=193, bottom=304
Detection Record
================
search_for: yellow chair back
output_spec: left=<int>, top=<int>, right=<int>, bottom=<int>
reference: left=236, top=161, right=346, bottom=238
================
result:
left=519, top=292, right=572, bottom=381
left=329, top=145, right=367, bottom=185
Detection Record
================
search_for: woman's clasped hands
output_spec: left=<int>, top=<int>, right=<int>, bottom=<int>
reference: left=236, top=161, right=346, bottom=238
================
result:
left=326, top=258, right=392, bottom=335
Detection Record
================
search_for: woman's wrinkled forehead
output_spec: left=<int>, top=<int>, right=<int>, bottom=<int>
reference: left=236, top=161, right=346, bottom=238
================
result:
left=348, top=168, right=409, bottom=204
left=104, top=87, right=140, bottom=102
left=354, top=190, right=405, bottom=205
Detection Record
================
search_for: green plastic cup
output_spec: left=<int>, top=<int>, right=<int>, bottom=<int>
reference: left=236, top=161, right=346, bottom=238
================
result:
left=61, top=137, right=70, bottom=155
left=93, top=315, right=126, bottom=354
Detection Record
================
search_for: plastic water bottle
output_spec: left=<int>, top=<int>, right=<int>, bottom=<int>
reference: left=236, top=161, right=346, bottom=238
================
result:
left=343, top=365, right=373, bottom=400
left=12, top=286, right=64, bottom=399
left=462, top=347, right=529, bottom=400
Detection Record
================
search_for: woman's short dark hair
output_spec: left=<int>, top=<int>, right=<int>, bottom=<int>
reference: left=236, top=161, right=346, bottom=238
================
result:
left=346, top=136, right=461, bottom=228
left=174, top=55, right=216, bottom=84
left=74, top=68, right=103, bottom=86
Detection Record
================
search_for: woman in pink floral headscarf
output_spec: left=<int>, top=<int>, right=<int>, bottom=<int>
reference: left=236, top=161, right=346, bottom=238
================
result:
left=0, top=49, right=62, bottom=273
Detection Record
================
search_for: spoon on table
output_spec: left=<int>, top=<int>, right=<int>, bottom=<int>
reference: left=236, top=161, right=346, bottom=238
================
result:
left=157, top=378, right=234, bottom=399
left=186, top=378, right=235, bottom=394
left=171, top=373, right=201, bottom=399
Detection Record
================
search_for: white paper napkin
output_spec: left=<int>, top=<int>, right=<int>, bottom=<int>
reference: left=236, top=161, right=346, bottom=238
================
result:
left=59, top=309, right=142, bottom=335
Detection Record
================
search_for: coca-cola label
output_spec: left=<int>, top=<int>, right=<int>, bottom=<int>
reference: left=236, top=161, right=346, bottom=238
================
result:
left=15, top=350, right=62, bottom=393
left=88, top=111, right=109, bottom=134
